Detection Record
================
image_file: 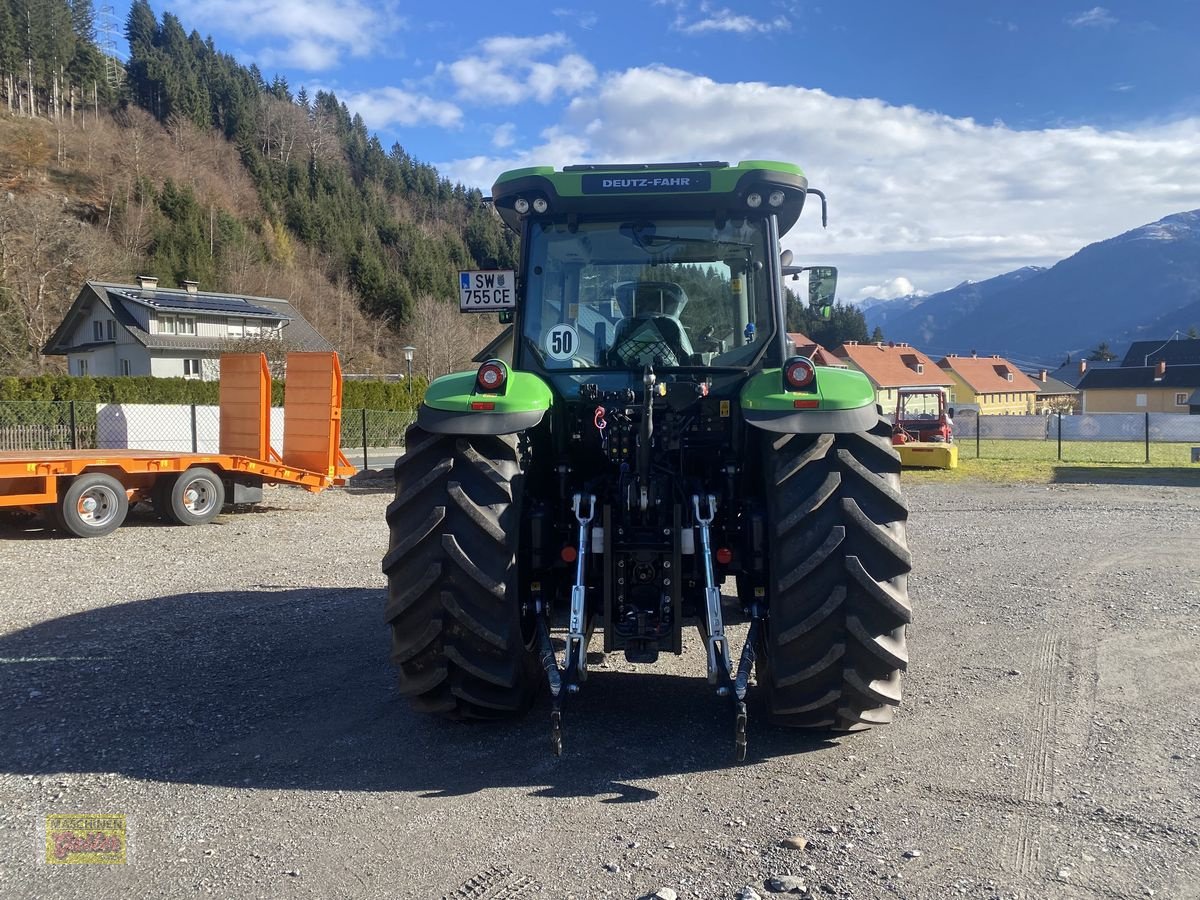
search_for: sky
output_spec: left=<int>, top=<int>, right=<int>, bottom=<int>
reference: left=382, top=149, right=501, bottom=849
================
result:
left=125, top=1, right=1200, bottom=302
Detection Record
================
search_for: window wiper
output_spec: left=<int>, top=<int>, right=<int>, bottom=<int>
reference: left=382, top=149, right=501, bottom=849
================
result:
left=640, top=235, right=752, bottom=249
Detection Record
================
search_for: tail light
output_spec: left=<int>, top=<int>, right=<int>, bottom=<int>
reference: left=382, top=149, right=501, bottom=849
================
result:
left=476, top=359, right=507, bottom=394
left=783, top=356, right=816, bottom=391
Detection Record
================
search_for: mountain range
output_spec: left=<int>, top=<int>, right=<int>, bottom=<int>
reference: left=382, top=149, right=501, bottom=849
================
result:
left=860, top=210, right=1200, bottom=364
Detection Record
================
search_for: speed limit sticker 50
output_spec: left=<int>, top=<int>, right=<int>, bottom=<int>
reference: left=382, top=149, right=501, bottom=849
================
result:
left=545, top=323, right=579, bottom=361
left=459, top=270, right=516, bottom=312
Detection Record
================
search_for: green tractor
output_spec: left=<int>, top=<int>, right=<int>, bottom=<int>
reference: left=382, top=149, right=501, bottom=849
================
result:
left=383, top=160, right=911, bottom=759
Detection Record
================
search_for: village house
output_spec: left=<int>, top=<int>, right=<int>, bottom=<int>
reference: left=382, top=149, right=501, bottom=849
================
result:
left=43, top=278, right=333, bottom=380
left=1121, top=338, right=1200, bottom=368
left=1047, top=357, right=1119, bottom=389
left=834, top=341, right=955, bottom=412
left=787, top=332, right=844, bottom=367
left=937, top=354, right=1039, bottom=415
left=1078, top=360, right=1200, bottom=413
left=1025, top=368, right=1080, bottom=414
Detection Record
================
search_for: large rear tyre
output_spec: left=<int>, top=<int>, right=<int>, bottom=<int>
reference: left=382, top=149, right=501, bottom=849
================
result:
left=382, top=426, right=540, bottom=719
left=757, top=415, right=912, bottom=730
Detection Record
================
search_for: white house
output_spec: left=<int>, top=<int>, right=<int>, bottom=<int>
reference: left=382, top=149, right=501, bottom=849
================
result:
left=43, top=277, right=333, bottom=380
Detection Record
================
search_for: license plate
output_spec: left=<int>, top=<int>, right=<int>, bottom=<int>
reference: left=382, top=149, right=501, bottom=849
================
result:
left=459, top=270, right=516, bottom=312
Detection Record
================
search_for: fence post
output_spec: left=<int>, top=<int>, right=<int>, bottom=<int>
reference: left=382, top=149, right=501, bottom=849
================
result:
left=69, top=400, right=78, bottom=450
left=1145, top=411, right=1150, bottom=464
left=361, top=407, right=369, bottom=471
left=190, top=404, right=198, bottom=453
left=976, top=414, right=981, bottom=458
left=1057, top=413, right=1062, bottom=461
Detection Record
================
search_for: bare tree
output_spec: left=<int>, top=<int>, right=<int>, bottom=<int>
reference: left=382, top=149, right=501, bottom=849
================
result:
left=402, top=293, right=502, bottom=381
left=1, top=122, right=52, bottom=182
left=220, top=331, right=310, bottom=380
left=0, top=193, right=90, bottom=372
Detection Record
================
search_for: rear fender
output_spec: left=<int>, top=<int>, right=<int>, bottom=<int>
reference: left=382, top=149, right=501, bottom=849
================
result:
left=418, top=370, right=553, bottom=435
left=741, top=367, right=878, bottom=434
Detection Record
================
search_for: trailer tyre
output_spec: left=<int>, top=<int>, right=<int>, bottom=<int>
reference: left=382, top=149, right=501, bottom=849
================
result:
left=166, top=467, right=225, bottom=526
left=58, top=472, right=130, bottom=538
left=757, top=415, right=912, bottom=731
left=382, top=425, right=540, bottom=720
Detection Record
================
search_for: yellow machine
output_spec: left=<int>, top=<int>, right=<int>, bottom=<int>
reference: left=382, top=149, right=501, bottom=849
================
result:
left=892, top=388, right=958, bottom=469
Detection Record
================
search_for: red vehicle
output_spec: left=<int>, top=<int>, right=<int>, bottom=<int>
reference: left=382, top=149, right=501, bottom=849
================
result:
left=892, top=388, right=953, bottom=444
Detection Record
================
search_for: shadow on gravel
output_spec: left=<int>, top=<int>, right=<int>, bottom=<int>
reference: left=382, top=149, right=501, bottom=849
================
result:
left=0, top=588, right=833, bottom=799
left=1051, top=466, right=1200, bottom=487
left=343, top=473, right=396, bottom=496
left=0, top=506, right=297, bottom=540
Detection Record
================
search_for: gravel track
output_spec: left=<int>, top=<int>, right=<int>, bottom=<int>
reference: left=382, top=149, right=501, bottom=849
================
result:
left=1, top=478, right=1197, bottom=899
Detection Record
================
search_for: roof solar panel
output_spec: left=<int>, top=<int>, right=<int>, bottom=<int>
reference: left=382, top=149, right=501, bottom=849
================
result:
left=109, top=288, right=285, bottom=318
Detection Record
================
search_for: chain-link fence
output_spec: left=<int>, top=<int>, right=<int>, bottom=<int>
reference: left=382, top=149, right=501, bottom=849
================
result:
left=340, top=408, right=417, bottom=469
left=0, top=401, right=416, bottom=461
left=11, top=403, right=1197, bottom=467
left=0, top=401, right=96, bottom=451
left=953, top=412, right=1200, bottom=464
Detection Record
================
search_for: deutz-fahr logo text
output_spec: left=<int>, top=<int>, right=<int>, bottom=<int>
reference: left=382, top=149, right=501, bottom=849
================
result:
left=581, top=172, right=711, bottom=194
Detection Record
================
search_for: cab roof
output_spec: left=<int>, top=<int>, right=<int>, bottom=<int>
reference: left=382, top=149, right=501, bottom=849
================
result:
left=491, top=160, right=811, bottom=236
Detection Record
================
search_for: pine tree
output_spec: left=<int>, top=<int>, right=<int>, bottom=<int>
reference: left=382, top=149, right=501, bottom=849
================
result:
left=69, top=0, right=95, bottom=41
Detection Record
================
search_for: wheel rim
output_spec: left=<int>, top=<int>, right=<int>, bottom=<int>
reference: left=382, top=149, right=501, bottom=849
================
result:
left=181, top=478, right=216, bottom=516
left=76, top=486, right=120, bottom=528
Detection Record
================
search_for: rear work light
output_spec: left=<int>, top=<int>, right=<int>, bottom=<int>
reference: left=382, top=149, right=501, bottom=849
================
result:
left=783, top=356, right=816, bottom=391
left=476, top=359, right=508, bottom=394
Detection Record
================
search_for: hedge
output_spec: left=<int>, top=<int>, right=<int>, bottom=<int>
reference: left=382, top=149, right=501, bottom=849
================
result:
left=0, top=375, right=426, bottom=411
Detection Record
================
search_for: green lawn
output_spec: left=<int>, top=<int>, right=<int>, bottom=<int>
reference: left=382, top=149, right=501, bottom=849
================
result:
left=902, top=452, right=1200, bottom=485
left=956, top=439, right=1196, bottom=465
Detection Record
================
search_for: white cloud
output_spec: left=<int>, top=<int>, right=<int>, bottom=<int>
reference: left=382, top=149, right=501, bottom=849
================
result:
left=492, top=122, right=517, bottom=148
left=551, top=7, right=599, bottom=29
left=438, top=65, right=1200, bottom=300
left=259, top=38, right=339, bottom=72
left=856, top=277, right=924, bottom=301
left=442, top=33, right=597, bottom=105
left=1067, top=7, right=1117, bottom=28
left=676, top=8, right=791, bottom=35
left=182, top=0, right=403, bottom=71
left=339, top=87, right=462, bottom=129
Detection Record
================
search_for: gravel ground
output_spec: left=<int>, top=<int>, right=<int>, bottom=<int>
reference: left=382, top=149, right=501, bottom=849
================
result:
left=1, top=477, right=1198, bottom=899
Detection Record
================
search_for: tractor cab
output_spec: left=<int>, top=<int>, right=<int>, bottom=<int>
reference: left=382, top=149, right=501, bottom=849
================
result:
left=893, top=387, right=953, bottom=444
left=517, top=215, right=778, bottom=376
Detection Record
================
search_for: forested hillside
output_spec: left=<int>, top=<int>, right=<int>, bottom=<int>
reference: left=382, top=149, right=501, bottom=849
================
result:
left=0, top=0, right=515, bottom=376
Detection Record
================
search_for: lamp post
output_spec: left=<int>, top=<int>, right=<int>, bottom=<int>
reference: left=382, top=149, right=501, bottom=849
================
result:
left=402, top=345, right=416, bottom=381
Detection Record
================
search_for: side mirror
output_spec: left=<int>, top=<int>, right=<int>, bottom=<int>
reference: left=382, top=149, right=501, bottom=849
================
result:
left=808, top=266, right=838, bottom=310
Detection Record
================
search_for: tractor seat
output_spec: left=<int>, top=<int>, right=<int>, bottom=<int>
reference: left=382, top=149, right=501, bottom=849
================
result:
left=610, top=315, right=695, bottom=368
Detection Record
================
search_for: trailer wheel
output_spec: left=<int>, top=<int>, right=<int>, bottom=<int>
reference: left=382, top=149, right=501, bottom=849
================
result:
left=382, top=425, right=540, bottom=719
left=757, top=416, right=912, bottom=730
left=58, top=472, right=130, bottom=538
left=166, top=467, right=225, bottom=526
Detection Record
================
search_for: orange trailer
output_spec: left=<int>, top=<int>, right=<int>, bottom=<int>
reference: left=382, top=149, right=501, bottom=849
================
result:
left=0, top=352, right=355, bottom=537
